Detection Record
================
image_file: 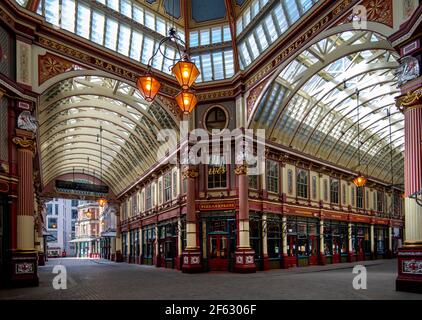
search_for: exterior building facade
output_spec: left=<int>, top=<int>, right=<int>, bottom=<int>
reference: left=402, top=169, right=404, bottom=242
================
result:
left=45, top=198, right=79, bottom=257
left=73, top=203, right=101, bottom=258
left=99, top=204, right=118, bottom=261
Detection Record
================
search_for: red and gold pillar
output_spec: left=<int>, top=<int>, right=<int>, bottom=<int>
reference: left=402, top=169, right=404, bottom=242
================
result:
left=234, top=164, right=256, bottom=273
left=10, top=128, right=38, bottom=286
left=181, top=166, right=202, bottom=273
left=396, top=89, right=422, bottom=293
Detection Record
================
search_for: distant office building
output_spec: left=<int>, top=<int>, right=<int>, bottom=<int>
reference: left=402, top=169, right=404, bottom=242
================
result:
left=45, top=198, right=84, bottom=257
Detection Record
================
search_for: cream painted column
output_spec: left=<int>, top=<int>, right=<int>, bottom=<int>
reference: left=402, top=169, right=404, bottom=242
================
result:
left=138, top=228, right=143, bottom=258
left=155, top=224, right=159, bottom=266
left=262, top=214, right=268, bottom=256
left=389, top=226, right=393, bottom=254
left=282, top=216, right=287, bottom=256
left=177, top=217, right=182, bottom=257
left=115, top=212, right=122, bottom=262
left=348, top=222, right=353, bottom=261
left=404, top=199, right=422, bottom=244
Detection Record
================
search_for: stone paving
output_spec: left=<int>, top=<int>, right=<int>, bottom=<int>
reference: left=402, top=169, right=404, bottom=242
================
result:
left=0, top=258, right=421, bottom=300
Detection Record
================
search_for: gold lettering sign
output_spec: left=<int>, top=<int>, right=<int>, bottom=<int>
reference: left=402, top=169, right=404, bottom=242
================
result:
left=208, top=166, right=226, bottom=175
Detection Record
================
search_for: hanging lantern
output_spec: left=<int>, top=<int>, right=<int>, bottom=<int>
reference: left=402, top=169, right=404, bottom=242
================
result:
left=172, top=60, right=200, bottom=89
left=353, top=174, right=367, bottom=187
left=175, top=90, right=198, bottom=114
left=98, top=198, right=107, bottom=207
left=137, top=73, right=161, bottom=102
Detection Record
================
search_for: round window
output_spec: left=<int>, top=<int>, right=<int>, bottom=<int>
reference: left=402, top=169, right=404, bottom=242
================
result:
left=204, top=106, right=228, bottom=132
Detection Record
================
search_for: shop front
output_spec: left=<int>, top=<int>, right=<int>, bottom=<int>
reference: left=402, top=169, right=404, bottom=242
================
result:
left=142, top=225, right=155, bottom=265
left=323, top=220, right=348, bottom=264
left=266, top=215, right=283, bottom=269
left=202, top=213, right=236, bottom=272
left=158, top=220, right=178, bottom=269
left=286, top=216, right=319, bottom=267
left=352, top=224, right=371, bottom=261
left=374, top=225, right=389, bottom=259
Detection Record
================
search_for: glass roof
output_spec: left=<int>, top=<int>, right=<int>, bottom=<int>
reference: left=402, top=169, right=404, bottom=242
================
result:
left=250, top=30, right=404, bottom=185
left=38, top=75, right=179, bottom=194
left=20, top=0, right=321, bottom=82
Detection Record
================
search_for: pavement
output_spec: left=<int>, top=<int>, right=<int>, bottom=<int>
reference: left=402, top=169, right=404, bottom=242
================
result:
left=0, top=258, right=421, bottom=300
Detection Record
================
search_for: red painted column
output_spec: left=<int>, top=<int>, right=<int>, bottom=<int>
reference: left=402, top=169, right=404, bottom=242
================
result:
left=234, top=164, right=256, bottom=273
left=10, top=128, right=38, bottom=286
left=396, top=90, right=422, bottom=293
left=181, top=166, right=202, bottom=273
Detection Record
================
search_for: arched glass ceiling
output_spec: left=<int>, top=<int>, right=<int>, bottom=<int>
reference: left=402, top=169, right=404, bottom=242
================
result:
left=38, top=75, right=179, bottom=194
left=250, top=30, right=404, bottom=185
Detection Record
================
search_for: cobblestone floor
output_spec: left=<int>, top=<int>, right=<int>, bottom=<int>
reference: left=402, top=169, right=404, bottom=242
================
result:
left=0, top=258, right=421, bottom=300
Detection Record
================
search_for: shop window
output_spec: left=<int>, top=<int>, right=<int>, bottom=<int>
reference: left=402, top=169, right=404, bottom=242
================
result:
left=266, top=160, right=279, bottom=193
left=312, top=176, right=317, bottom=199
left=377, top=191, right=384, bottom=212
left=164, top=173, right=172, bottom=202
left=287, top=217, right=318, bottom=258
left=323, top=220, right=348, bottom=256
left=267, top=216, right=282, bottom=259
left=208, top=155, right=227, bottom=189
left=142, top=226, right=156, bottom=259
left=330, top=179, right=339, bottom=204
left=297, top=169, right=308, bottom=199
left=249, top=217, right=262, bottom=259
left=357, top=187, right=363, bottom=209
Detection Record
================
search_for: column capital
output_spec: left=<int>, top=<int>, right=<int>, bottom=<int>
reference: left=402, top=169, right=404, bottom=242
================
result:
left=182, top=166, right=199, bottom=180
left=12, top=130, right=36, bottom=154
left=396, top=88, right=422, bottom=112
left=234, top=163, right=248, bottom=175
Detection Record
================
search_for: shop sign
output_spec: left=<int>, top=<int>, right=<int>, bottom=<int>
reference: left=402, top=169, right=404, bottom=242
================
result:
left=199, top=202, right=235, bottom=211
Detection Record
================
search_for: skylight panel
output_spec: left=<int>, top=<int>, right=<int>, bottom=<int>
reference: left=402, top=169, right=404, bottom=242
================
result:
left=223, top=25, right=231, bottom=42
left=284, top=0, right=300, bottom=24
left=107, top=0, right=119, bottom=11
left=91, top=11, right=105, bottom=45
left=211, top=27, right=222, bottom=44
left=156, top=17, right=166, bottom=36
left=264, top=14, right=278, bottom=42
left=255, top=24, right=268, bottom=51
left=247, top=34, right=260, bottom=59
left=145, top=10, right=155, bottom=30
left=61, top=0, right=76, bottom=32
left=117, top=24, right=131, bottom=56
left=76, top=3, right=91, bottom=39
left=212, top=52, right=224, bottom=80
left=239, top=42, right=252, bottom=66
left=200, top=29, right=210, bottom=46
left=120, top=0, right=132, bottom=18
left=224, top=50, right=235, bottom=77
left=141, top=36, right=154, bottom=65
left=133, top=5, right=144, bottom=24
left=201, top=54, right=213, bottom=81
left=273, top=3, right=288, bottom=33
left=105, top=18, right=118, bottom=50
left=190, top=31, right=199, bottom=47
left=45, top=0, right=59, bottom=26
left=130, top=31, right=143, bottom=61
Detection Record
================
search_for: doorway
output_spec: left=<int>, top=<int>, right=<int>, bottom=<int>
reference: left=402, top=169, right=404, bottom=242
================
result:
left=208, top=234, right=228, bottom=271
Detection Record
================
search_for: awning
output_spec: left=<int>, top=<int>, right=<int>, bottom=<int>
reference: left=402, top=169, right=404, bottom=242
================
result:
left=69, top=237, right=99, bottom=243
left=101, top=231, right=116, bottom=237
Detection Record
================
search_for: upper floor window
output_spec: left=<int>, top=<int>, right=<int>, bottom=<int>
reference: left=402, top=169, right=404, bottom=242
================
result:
left=351, top=187, right=355, bottom=207
left=158, top=180, right=162, bottom=204
left=164, top=173, right=172, bottom=202
left=208, top=155, right=227, bottom=189
left=357, top=187, right=364, bottom=209
left=297, top=169, right=308, bottom=199
left=145, top=184, right=152, bottom=210
left=311, top=176, right=317, bottom=199
left=342, top=184, right=346, bottom=205
left=47, top=204, right=53, bottom=215
left=266, top=160, right=279, bottom=193
left=249, top=174, right=258, bottom=190
left=323, top=179, right=328, bottom=202
left=287, top=169, right=293, bottom=194
left=377, top=191, right=384, bottom=212
left=132, top=194, right=137, bottom=215
left=330, top=179, right=339, bottom=204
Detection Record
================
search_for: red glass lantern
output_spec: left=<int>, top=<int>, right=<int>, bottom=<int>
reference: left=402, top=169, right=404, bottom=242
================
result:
left=353, top=174, right=367, bottom=187
left=172, top=60, right=200, bottom=89
left=137, top=73, right=161, bottom=102
left=175, top=90, right=198, bottom=114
